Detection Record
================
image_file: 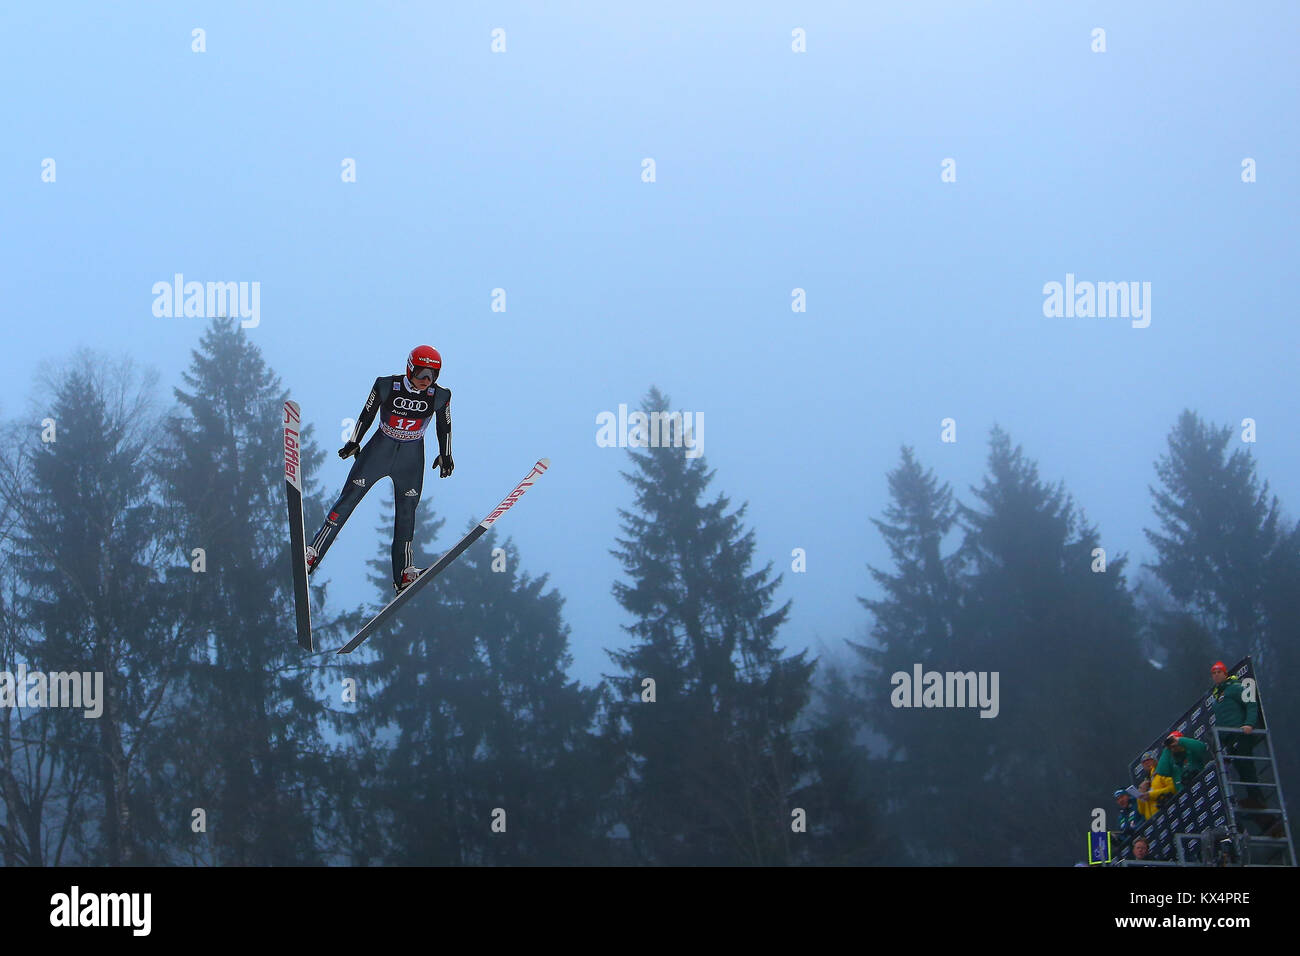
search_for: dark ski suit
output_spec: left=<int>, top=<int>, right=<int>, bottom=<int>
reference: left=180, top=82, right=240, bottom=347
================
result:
left=309, top=374, right=451, bottom=585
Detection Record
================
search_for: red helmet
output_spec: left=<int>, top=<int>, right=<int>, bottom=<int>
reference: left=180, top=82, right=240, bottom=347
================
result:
left=1211, top=661, right=1227, bottom=674
left=407, top=345, right=442, bottom=387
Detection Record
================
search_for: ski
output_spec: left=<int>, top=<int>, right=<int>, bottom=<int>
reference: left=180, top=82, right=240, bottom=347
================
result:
left=283, top=400, right=313, bottom=651
left=337, top=457, right=550, bottom=655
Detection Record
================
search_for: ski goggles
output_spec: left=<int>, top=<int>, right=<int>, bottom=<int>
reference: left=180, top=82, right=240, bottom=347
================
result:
left=410, top=366, right=436, bottom=383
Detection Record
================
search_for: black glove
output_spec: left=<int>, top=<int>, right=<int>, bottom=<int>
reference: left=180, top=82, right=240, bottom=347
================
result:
left=433, top=453, right=454, bottom=477
left=338, top=441, right=360, bottom=459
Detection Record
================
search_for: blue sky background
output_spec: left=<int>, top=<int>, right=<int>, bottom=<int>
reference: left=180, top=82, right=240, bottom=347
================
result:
left=2, top=2, right=1297, bottom=683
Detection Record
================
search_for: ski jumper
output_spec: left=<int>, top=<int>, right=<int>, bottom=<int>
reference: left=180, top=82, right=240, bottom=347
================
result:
left=309, top=375, right=451, bottom=585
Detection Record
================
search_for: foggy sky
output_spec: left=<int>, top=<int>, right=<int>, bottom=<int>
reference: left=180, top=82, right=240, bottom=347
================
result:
left=3, top=1, right=1297, bottom=682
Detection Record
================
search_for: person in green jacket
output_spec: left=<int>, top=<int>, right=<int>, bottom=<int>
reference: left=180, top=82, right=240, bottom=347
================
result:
left=1156, top=731, right=1208, bottom=793
left=1211, top=661, right=1261, bottom=802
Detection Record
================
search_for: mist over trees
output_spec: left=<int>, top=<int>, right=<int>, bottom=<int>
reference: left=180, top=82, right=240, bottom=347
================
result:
left=604, top=387, right=815, bottom=864
left=1, top=320, right=1294, bottom=865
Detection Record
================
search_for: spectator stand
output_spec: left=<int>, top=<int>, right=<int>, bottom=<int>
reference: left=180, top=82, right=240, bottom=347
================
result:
left=1110, top=657, right=1295, bottom=867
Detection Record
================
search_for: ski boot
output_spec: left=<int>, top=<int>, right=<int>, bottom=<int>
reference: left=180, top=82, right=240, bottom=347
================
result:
left=395, top=566, right=422, bottom=595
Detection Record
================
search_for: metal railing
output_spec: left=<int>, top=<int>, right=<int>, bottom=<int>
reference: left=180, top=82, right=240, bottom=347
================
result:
left=1210, top=725, right=1295, bottom=867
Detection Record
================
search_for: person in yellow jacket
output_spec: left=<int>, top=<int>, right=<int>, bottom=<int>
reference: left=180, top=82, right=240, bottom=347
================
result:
left=1135, top=750, right=1176, bottom=819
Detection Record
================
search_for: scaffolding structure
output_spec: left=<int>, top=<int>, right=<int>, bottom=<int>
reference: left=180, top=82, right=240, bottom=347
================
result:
left=1110, top=657, right=1295, bottom=867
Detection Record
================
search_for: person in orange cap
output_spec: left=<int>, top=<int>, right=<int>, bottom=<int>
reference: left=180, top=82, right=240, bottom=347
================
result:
left=1211, top=661, right=1261, bottom=803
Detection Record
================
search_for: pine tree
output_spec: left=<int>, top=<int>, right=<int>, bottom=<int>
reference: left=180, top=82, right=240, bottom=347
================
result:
left=1258, top=519, right=1300, bottom=829
left=1145, top=409, right=1299, bottom=828
left=1146, top=410, right=1281, bottom=658
left=349, top=498, right=612, bottom=865
left=158, top=319, right=333, bottom=865
left=606, top=387, right=814, bottom=865
left=854, top=445, right=970, bottom=863
left=956, top=428, right=1155, bottom=863
left=0, top=359, right=184, bottom=864
left=799, top=654, right=894, bottom=864
left=0, top=500, right=90, bottom=866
